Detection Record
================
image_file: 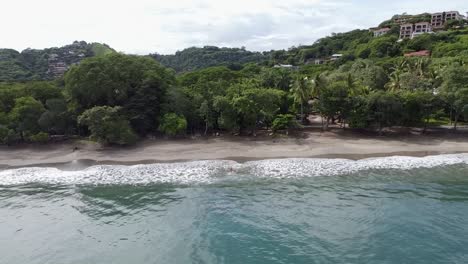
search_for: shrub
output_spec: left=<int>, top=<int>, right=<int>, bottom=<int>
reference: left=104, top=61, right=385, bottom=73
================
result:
left=0, top=128, right=20, bottom=145
left=0, top=126, right=8, bottom=144
left=272, top=114, right=300, bottom=132
left=348, top=96, right=370, bottom=129
left=29, top=132, right=49, bottom=144
left=9, top=96, right=45, bottom=136
left=0, top=112, right=8, bottom=125
left=78, top=106, right=138, bottom=145
left=158, top=113, right=187, bottom=136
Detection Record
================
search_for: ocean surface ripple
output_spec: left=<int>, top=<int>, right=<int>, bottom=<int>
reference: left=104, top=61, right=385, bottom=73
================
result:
left=1, top=154, right=468, bottom=263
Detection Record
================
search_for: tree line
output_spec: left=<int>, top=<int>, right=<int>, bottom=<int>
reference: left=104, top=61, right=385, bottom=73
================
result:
left=0, top=53, right=467, bottom=145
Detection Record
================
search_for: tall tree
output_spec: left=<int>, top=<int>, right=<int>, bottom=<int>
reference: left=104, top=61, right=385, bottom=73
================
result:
left=368, top=91, right=403, bottom=134
left=65, top=53, right=175, bottom=135
left=440, top=64, right=468, bottom=129
left=78, top=106, right=137, bottom=145
left=9, top=97, right=45, bottom=140
left=290, top=76, right=312, bottom=123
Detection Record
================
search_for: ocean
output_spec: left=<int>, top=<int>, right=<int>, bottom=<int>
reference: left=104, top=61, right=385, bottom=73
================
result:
left=1, top=155, right=468, bottom=264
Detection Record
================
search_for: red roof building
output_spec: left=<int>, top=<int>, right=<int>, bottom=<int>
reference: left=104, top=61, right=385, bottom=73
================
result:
left=404, top=50, right=431, bottom=57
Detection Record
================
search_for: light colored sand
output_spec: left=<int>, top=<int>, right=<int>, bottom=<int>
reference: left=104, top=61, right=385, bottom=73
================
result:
left=1, top=131, right=468, bottom=167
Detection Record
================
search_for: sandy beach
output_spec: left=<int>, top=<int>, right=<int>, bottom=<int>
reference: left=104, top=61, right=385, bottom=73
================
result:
left=2, top=129, right=468, bottom=168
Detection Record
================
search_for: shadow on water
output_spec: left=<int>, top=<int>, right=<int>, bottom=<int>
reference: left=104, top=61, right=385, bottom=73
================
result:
left=0, top=184, right=72, bottom=200
left=74, top=185, right=185, bottom=220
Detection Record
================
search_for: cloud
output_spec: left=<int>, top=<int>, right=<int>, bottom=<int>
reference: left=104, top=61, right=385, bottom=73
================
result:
left=0, top=0, right=467, bottom=54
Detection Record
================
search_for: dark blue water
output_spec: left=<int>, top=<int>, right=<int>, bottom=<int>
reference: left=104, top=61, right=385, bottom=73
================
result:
left=1, top=157, right=468, bottom=263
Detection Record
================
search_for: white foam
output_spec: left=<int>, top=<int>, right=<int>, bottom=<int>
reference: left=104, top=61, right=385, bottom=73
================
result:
left=1, top=154, right=468, bottom=185
left=0, top=160, right=238, bottom=185
left=244, top=154, right=468, bottom=178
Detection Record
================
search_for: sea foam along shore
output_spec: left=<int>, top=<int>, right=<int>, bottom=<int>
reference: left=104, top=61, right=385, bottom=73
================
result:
left=2, top=131, right=468, bottom=168
left=1, top=154, right=468, bottom=186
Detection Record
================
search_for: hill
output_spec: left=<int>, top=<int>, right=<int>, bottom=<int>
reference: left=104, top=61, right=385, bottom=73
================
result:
left=1, top=12, right=468, bottom=80
left=0, top=41, right=115, bottom=81
left=270, top=13, right=468, bottom=66
left=151, top=46, right=268, bottom=72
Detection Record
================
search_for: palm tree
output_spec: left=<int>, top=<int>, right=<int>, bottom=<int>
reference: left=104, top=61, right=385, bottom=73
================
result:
left=385, top=70, right=402, bottom=91
left=409, top=58, right=430, bottom=77
left=385, top=59, right=408, bottom=92
left=290, top=75, right=312, bottom=123
left=427, top=67, right=442, bottom=94
left=311, top=73, right=327, bottom=99
left=345, top=73, right=368, bottom=96
left=310, top=73, right=328, bottom=129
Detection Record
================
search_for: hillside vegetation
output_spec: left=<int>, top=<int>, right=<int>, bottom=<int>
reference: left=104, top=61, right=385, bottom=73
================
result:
left=0, top=41, right=114, bottom=81
left=271, top=27, right=468, bottom=66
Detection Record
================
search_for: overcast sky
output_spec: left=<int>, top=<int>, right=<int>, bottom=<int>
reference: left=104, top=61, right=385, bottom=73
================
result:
left=1, top=0, right=467, bottom=54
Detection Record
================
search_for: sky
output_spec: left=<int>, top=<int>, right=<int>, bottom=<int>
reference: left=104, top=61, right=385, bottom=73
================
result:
left=1, top=0, right=467, bottom=55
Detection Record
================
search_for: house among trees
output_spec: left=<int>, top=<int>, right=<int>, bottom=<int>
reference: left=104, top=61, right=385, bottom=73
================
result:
left=274, top=64, right=298, bottom=70
left=314, top=58, right=327, bottom=65
left=47, top=54, right=69, bottom=78
left=305, top=58, right=326, bottom=65
left=330, top=54, right=343, bottom=61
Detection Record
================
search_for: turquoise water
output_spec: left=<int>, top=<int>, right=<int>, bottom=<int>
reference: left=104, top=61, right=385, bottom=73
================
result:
left=1, top=156, right=468, bottom=264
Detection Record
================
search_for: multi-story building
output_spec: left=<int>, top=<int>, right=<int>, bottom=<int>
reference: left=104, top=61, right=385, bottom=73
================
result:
left=431, top=11, right=463, bottom=29
left=400, top=23, right=414, bottom=39
left=393, top=13, right=429, bottom=25
left=47, top=54, right=69, bottom=78
left=371, top=27, right=391, bottom=37
left=393, top=14, right=412, bottom=24
left=412, top=22, right=433, bottom=38
left=432, top=13, right=444, bottom=28
left=413, top=22, right=432, bottom=33
left=446, top=11, right=463, bottom=21
left=400, top=22, right=433, bottom=39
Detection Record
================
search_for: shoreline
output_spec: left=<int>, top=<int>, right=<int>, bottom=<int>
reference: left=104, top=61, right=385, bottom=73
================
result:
left=1, top=151, right=462, bottom=170
left=2, top=130, right=468, bottom=169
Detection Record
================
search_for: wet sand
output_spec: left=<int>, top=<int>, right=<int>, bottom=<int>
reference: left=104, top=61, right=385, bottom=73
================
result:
left=2, top=131, right=468, bottom=168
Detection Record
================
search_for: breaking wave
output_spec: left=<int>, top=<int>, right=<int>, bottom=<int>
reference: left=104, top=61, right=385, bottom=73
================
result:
left=1, top=154, right=468, bottom=185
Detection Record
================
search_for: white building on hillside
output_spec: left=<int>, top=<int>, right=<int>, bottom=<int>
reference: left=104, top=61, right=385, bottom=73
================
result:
left=400, top=22, right=433, bottom=39
left=330, top=54, right=343, bottom=61
left=432, top=11, right=464, bottom=29
left=371, top=27, right=391, bottom=37
left=400, top=23, right=413, bottom=39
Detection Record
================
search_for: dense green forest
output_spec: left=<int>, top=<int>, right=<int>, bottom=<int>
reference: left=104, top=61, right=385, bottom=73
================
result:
left=1, top=16, right=468, bottom=146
